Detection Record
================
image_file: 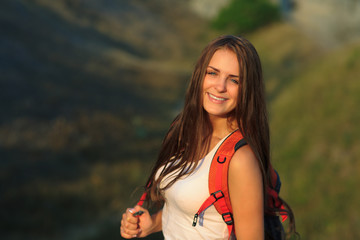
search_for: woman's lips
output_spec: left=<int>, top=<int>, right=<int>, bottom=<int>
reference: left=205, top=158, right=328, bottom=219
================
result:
left=208, top=93, right=227, bottom=102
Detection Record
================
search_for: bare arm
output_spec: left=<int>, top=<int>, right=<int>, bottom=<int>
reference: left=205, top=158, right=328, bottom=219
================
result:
left=228, top=145, right=264, bottom=240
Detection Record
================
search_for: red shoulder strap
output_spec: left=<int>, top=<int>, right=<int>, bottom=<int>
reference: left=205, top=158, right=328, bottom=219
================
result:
left=137, top=181, right=152, bottom=207
left=193, top=130, right=244, bottom=235
left=209, top=130, right=244, bottom=216
left=137, top=191, right=147, bottom=206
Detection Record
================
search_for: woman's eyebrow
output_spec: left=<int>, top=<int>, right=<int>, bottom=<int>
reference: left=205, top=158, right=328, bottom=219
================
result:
left=229, top=73, right=239, bottom=78
left=208, top=66, right=239, bottom=78
left=208, top=66, right=220, bottom=72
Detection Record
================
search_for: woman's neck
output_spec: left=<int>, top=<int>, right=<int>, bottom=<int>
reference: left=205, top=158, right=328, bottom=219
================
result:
left=209, top=116, right=237, bottom=140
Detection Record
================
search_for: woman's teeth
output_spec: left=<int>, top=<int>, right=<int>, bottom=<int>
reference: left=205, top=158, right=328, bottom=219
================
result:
left=209, top=93, right=226, bottom=101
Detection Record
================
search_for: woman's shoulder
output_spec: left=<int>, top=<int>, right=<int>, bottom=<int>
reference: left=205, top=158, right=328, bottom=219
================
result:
left=229, top=144, right=260, bottom=176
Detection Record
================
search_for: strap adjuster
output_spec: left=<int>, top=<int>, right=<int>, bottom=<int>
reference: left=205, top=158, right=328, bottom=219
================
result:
left=222, top=212, right=233, bottom=225
left=192, top=213, right=199, bottom=227
left=211, top=190, right=224, bottom=201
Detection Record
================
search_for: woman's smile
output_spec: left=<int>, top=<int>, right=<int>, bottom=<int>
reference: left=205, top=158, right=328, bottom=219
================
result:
left=207, top=92, right=228, bottom=102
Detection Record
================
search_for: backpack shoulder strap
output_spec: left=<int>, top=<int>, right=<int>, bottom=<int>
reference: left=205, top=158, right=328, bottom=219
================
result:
left=208, top=130, right=245, bottom=216
left=192, top=130, right=245, bottom=236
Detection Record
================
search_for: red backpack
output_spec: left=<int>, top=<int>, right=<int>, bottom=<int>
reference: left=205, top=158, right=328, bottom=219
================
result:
left=138, top=130, right=288, bottom=239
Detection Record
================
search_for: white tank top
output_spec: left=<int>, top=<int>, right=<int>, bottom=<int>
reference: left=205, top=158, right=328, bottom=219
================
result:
left=160, top=135, right=230, bottom=240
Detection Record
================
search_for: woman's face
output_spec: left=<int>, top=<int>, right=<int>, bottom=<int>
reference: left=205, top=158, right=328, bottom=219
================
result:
left=202, top=48, right=240, bottom=119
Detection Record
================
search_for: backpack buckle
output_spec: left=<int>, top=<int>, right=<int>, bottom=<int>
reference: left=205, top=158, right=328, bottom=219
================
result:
left=211, top=190, right=224, bottom=201
left=222, top=212, right=233, bottom=225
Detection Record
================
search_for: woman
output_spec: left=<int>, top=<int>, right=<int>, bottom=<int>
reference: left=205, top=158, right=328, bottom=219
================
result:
left=120, top=35, right=296, bottom=239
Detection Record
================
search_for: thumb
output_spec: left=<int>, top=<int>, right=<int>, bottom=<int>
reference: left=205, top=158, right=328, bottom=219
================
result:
left=132, top=205, right=148, bottom=216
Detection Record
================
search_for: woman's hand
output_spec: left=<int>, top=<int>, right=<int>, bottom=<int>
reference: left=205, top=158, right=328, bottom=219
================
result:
left=120, top=205, right=162, bottom=238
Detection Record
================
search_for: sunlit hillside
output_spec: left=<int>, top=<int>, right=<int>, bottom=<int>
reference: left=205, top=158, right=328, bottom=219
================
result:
left=251, top=24, right=360, bottom=240
left=0, top=0, right=208, bottom=239
left=1, top=0, right=360, bottom=239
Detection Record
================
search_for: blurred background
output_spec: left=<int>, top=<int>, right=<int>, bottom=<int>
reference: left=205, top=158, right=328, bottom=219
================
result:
left=1, top=0, right=359, bottom=239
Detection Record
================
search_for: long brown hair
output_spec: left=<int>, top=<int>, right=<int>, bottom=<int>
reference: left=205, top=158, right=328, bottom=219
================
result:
left=144, top=35, right=297, bottom=237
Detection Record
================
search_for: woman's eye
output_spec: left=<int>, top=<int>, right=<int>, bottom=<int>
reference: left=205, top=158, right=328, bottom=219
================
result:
left=206, top=71, right=217, bottom=76
left=230, top=78, right=239, bottom=84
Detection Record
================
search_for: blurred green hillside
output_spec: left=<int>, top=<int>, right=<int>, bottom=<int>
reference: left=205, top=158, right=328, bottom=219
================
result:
left=1, top=0, right=360, bottom=240
left=0, top=0, right=206, bottom=239
left=250, top=24, right=360, bottom=239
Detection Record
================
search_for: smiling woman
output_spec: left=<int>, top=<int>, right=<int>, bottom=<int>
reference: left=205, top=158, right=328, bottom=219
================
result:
left=120, top=35, right=297, bottom=240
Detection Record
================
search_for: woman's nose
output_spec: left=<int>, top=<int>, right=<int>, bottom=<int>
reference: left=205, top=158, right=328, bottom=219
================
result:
left=214, top=76, right=227, bottom=92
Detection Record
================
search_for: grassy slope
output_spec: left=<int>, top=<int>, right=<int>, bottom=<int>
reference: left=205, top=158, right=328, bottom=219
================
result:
left=0, top=1, right=207, bottom=239
left=251, top=24, right=360, bottom=239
